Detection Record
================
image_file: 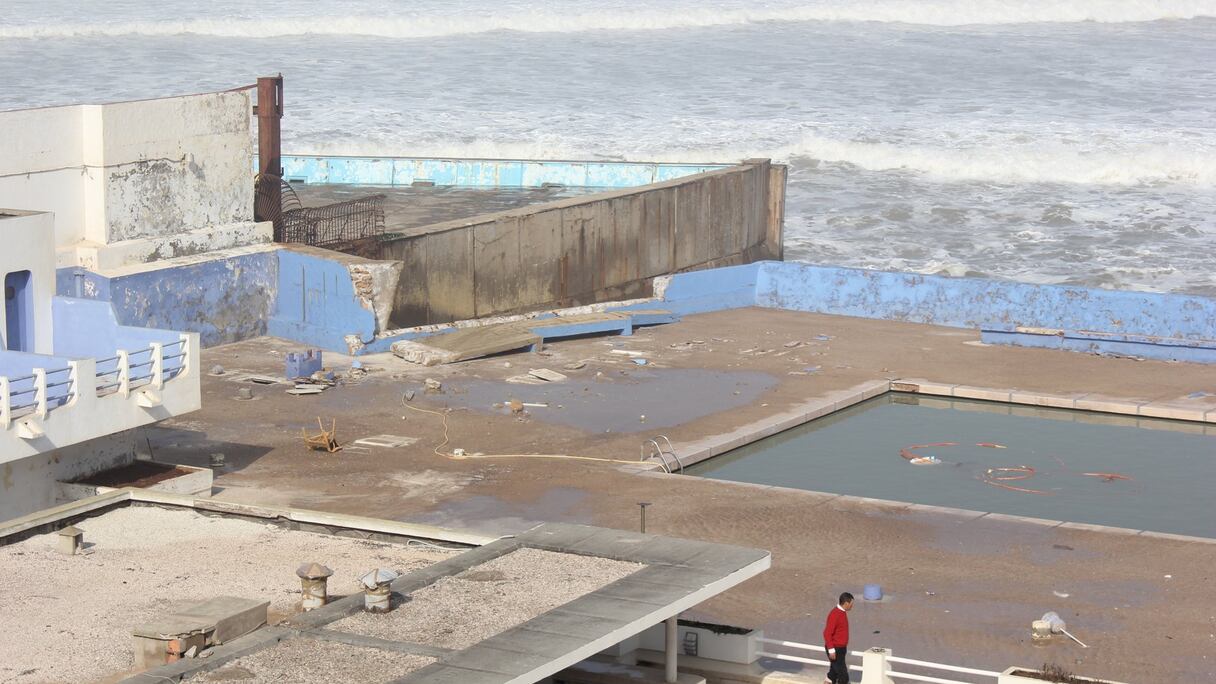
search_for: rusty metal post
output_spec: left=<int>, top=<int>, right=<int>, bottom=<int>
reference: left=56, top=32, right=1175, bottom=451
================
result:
left=256, top=75, right=284, bottom=236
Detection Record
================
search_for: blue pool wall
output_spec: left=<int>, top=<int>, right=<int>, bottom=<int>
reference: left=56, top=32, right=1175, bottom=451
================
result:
left=56, top=257, right=1216, bottom=362
left=275, top=155, right=728, bottom=189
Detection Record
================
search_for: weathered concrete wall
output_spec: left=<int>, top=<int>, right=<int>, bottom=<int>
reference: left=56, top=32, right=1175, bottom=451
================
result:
left=0, top=90, right=269, bottom=270
left=382, top=160, right=785, bottom=327
left=99, top=92, right=253, bottom=243
left=0, top=430, right=135, bottom=523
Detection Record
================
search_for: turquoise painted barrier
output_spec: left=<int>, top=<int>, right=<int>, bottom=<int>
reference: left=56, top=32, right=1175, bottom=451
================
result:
left=275, top=155, right=729, bottom=189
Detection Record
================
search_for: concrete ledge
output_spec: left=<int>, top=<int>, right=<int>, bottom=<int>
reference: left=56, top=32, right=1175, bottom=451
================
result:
left=667, top=380, right=887, bottom=470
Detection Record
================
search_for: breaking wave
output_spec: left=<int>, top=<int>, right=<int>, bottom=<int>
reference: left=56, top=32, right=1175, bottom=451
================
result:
left=776, top=134, right=1216, bottom=186
left=2, top=1, right=1214, bottom=39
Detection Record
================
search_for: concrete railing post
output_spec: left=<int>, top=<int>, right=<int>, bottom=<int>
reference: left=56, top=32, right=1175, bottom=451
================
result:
left=117, top=350, right=131, bottom=398
left=179, top=334, right=192, bottom=379
left=150, top=343, right=164, bottom=389
left=33, top=368, right=48, bottom=419
left=860, top=647, right=895, bottom=684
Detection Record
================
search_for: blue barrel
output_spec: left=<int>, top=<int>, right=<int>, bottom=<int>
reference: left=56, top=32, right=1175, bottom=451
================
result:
left=863, top=584, right=883, bottom=601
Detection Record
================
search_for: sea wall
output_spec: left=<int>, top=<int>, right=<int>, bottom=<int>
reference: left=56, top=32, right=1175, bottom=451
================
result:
left=381, top=159, right=786, bottom=327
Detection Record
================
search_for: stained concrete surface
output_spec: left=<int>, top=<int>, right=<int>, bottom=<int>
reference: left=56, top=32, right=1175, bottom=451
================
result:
left=293, top=183, right=602, bottom=236
left=148, top=307, right=1216, bottom=682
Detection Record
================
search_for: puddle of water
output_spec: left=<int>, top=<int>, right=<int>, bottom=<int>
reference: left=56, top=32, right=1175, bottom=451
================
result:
left=688, top=394, right=1216, bottom=538
left=432, top=368, right=778, bottom=434
left=404, top=487, right=591, bottom=536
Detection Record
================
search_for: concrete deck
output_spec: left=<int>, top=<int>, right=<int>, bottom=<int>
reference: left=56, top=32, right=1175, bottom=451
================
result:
left=147, top=307, right=1216, bottom=682
left=293, top=183, right=602, bottom=237
left=128, top=523, right=770, bottom=684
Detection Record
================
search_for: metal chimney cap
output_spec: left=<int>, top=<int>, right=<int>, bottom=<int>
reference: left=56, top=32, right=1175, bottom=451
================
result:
left=58, top=526, right=83, bottom=538
left=359, top=568, right=399, bottom=589
left=296, top=562, right=334, bottom=579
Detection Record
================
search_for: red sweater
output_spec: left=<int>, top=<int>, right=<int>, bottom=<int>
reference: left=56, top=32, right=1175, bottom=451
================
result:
left=823, top=606, right=849, bottom=650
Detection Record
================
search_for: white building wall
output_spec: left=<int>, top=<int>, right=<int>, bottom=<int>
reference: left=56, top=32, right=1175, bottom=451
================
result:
left=0, top=107, right=87, bottom=248
left=0, top=90, right=269, bottom=269
left=0, top=211, right=57, bottom=354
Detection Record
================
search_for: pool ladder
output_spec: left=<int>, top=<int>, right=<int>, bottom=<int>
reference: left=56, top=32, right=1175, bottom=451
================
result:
left=641, top=435, right=683, bottom=473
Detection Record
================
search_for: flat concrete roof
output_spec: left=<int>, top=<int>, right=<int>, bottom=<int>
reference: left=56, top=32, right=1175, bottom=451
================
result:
left=0, top=503, right=456, bottom=684
left=128, top=523, right=770, bottom=684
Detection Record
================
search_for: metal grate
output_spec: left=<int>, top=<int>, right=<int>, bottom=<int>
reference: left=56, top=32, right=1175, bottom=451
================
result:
left=257, top=173, right=387, bottom=256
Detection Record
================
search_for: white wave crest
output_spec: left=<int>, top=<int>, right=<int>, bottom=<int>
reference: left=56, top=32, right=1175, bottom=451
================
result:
left=776, top=134, right=1216, bottom=186
left=2, top=1, right=1214, bottom=39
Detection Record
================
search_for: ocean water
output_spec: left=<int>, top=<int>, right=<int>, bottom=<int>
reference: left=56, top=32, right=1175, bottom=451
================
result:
left=2, top=0, right=1215, bottom=293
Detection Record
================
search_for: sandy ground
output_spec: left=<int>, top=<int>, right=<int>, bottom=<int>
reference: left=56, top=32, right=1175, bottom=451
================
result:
left=0, top=507, right=451, bottom=684
left=145, top=308, right=1216, bottom=682
left=333, top=548, right=640, bottom=650
left=193, top=638, right=433, bottom=683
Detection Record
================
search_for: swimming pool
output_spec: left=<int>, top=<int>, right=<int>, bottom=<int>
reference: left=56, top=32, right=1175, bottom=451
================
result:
left=687, top=394, right=1216, bottom=538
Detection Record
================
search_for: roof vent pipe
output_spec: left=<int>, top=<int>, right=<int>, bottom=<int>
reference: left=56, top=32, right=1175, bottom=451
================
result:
left=57, top=526, right=83, bottom=555
left=296, top=563, right=334, bottom=611
left=359, top=568, right=399, bottom=613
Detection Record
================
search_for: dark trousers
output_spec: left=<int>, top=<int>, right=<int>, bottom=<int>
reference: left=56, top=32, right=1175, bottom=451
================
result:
left=826, top=644, right=849, bottom=684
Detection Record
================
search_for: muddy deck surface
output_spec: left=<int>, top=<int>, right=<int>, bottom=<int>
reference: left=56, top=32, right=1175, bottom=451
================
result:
left=151, top=308, right=1216, bottom=682
left=293, top=183, right=602, bottom=236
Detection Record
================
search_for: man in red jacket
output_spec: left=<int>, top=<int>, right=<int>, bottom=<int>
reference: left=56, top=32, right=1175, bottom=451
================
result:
left=823, top=591, right=854, bottom=684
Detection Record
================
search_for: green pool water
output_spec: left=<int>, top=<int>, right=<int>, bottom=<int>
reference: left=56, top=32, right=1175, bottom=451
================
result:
left=687, top=394, right=1216, bottom=538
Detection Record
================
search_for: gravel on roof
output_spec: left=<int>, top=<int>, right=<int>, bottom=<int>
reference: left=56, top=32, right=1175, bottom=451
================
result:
left=332, top=547, right=641, bottom=650
left=0, top=506, right=451, bottom=684
left=191, top=638, right=433, bottom=684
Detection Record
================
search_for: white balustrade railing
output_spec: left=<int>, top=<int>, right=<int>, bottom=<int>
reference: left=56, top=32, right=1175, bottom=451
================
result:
left=2, top=333, right=190, bottom=431
left=756, top=637, right=1001, bottom=684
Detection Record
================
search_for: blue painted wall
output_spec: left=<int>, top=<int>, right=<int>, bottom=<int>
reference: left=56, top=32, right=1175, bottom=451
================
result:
left=268, top=249, right=377, bottom=353
left=56, top=251, right=277, bottom=348
left=754, top=261, right=1216, bottom=342
left=276, top=155, right=728, bottom=189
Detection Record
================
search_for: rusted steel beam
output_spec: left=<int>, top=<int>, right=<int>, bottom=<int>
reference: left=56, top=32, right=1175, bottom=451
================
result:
left=255, top=75, right=284, bottom=232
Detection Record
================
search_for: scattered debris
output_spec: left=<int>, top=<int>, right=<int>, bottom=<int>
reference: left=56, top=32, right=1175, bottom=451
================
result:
left=235, top=387, right=254, bottom=401
left=508, top=399, right=525, bottom=414
left=302, top=418, right=341, bottom=453
left=784, top=340, right=803, bottom=348
left=403, top=389, right=416, bottom=402
left=528, top=368, right=568, bottom=382
left=285, top=349, right=323, bottom=379
left=609, top=349, right=646, bottom=357
left=209, top=365, right=225, bottom=376
left=424, top=378, right=443, bottom=394
left=1053, top=590, right=1071, bottom=598
left=352, top=435, right=417, bottom=448
left=522, top=402, right=549, bottom=408
left=506, top=374, right=548, bottom=385
left=452, top=448, right=466, bottom=456
left=286, top=384, right=326, bottom=396
left=562, top=360, right=587, bottom=370
left=632, top=359, right=648, bottom=366
left=814, top=334, right=834, bottom=341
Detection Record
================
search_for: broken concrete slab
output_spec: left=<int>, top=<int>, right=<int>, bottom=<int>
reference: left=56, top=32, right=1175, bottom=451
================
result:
left=528, top=368, right=567, bottom=382
left=390, top=310, right=680, bottom=366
